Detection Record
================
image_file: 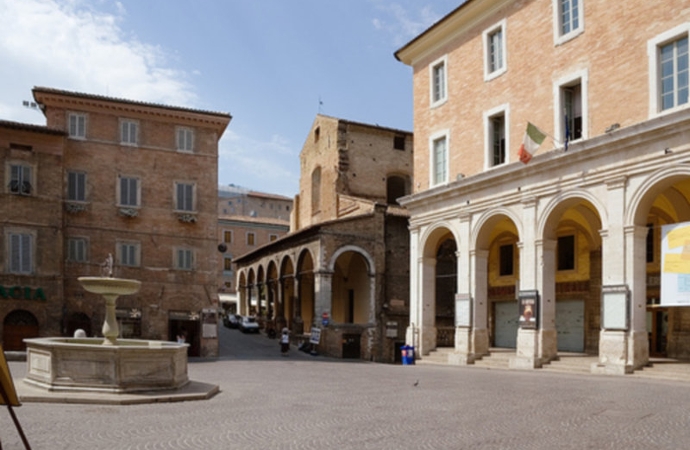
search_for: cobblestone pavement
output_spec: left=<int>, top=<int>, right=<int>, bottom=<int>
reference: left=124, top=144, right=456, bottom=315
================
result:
left=3, top=326, right=690, bottom=449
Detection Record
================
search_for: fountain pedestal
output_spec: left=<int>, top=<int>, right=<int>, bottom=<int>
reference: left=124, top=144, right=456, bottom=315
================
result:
left=23, top=276, right=190, bottom=394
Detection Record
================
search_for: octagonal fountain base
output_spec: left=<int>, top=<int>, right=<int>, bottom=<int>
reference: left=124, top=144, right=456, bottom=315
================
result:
left=24, top=337, right=189, bottom=394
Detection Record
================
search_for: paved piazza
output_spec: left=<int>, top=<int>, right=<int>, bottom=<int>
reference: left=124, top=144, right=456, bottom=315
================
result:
left=2, top=326, right=690, bottom=449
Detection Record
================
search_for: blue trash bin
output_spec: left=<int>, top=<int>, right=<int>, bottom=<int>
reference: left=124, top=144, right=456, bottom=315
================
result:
left=401, top=345, right=415, bottom=365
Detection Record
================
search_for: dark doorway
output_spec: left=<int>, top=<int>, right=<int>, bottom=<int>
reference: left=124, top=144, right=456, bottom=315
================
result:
left=342, top=334, right=361, bottom=359
left=3, top=310, right=39, bottom=351
left=169, top=316, right=201, bottom=357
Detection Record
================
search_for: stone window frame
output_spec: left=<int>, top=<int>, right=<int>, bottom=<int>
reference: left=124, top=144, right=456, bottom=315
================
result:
left=429, top=129, right=450, bottom=188
left=117, top=240, right=141, bottom=267
left=647, top=23, right=690, bottom=117
left=429, top=54, right=448, bottom=108
left=68, top=112, right=87, bottom=140
left=483, top=19, right=507, bottom=81
left=174, top=181, right=196, bottom=213
left=552, top=0, right=584, bottom=46
left=176, top=126, right=194, bottom=153
left=117, top=174, right=141, bottom=208
left=6, top=161, right=34, bottom=196
left=120, top=118, right=139, bottom=146
left=553, top=68, right=588, bottom=147
left=67, top=237, right=89, bottom=263
left=174, top=247, right=194, bottom=271
left=483, top=103, right=510, bottom=170
left=6, top=228, right=36, bottom=275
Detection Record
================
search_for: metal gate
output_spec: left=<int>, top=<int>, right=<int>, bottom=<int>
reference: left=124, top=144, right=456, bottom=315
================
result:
left=494, top=301, right=518, bottom=348
left=556, top=300, right=585, bottom=352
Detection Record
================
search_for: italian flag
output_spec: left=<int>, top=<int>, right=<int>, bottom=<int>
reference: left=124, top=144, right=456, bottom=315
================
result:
left=518, top=122, right=547, bottom=164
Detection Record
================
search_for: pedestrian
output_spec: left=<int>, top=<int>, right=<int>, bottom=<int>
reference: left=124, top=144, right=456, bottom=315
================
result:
left=280, top=328, right=290, bottom=356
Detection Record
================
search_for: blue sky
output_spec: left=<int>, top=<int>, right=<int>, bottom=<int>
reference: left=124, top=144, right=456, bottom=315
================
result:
left=0, top=0, right=460, bottom=197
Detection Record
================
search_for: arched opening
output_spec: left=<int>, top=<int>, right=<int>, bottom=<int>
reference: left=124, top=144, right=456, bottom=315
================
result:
left=633, top=176, right=690, bottom=360
left=332, top=250, right=371, bottom=324
left=280, top=256, right=296, bottom=331
left=386, top=175, right=408, bottom=204
left=435, top=238, right=457, bottom=347
left=542, top=197, right=603, bottom=355
left=3, top=309, right=39, bottom=351
left=296, top=250, right=315, bottom=335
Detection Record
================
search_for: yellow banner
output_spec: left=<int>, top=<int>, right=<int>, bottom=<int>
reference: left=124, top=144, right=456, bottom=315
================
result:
left=0, top=344, right=21, bottom=406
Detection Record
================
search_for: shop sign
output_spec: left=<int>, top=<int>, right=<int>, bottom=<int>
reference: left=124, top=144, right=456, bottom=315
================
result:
left=0, top=285, right=47, bottom=301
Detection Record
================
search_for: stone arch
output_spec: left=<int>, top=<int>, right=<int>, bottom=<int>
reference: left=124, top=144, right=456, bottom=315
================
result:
left=538, top=189, right=607, bottom=243
left=627, top=165, right=690, bottom=227
left=472, top=207, right=523, bottom=250
left=328, top=245, right=375, bottom=275
left=420, top=222, right=460, bottom=258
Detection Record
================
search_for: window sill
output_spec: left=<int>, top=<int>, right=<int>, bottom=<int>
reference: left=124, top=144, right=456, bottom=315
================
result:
left=176, top=212, right=197, bottom=223
left=65, top=201, right=89, bottom=213
left=118, top=207, right=139, bottom=218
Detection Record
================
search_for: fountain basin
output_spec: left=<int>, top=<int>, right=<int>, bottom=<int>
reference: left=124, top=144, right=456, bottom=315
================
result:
left=78, top=277, right=141, bottom=296
left=24, top=337, right=189, bottom=393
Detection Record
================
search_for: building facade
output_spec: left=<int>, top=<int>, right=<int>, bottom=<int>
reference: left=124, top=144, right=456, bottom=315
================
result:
left=396, top=0, right=690, bottom=373
left=234, top=115, right=413, bottom=363
left=217, top=185, right=292, bottom=314
left=1, top=87, right=231, bottom=357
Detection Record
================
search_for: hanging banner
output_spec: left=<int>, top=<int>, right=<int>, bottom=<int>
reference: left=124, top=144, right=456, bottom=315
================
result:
left=661, top=222, right=690, bottom=306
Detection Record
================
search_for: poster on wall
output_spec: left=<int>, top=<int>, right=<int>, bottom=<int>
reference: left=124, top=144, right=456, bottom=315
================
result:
left=661, top=222, right=690, bottom=306
left=518, top=290, right=539, bottom=329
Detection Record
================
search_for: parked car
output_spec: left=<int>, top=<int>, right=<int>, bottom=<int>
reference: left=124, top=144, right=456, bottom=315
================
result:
left=239, top=316, right=260, bottom=333
left=223, top=314, right=241, bottom=329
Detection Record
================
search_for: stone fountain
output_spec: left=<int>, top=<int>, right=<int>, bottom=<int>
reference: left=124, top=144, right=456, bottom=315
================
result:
left=23, top=255, right=191, bottom=396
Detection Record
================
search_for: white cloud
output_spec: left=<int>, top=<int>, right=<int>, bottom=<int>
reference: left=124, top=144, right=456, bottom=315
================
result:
left=0, top=0, right=197, bottom=125
left=370, top=1, right=450, bottom=47
left=218, top=130, right=299, bottom=197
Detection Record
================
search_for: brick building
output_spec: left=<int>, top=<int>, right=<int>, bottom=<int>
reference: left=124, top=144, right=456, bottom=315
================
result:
left=396, top=0, right=690, bottom=373
left=1, top=87, right=231, bottom=357
left=217, top=185, right=292, bottom=314
left=234, top=115, right=413, bottom=363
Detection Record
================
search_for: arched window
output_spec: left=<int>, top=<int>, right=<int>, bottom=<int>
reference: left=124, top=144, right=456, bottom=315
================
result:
left=311, top=167, right=321, bottom=214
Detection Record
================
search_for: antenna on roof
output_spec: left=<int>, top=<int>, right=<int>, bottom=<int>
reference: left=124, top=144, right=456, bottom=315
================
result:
left=22, top=100, right=40, bottom=111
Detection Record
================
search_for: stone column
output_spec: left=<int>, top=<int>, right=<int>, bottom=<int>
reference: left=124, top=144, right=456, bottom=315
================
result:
left=313, top=271, right=333, bottom=328
left=406, top=228, right=420, bottom=350
left=419, top=256, right=437, bottom=355
left=626, top=224, right=650, bottom=370
left=537, top=239, right=557, bottom=364
left=594, top=176, right=631, bottom=374
left=451, top=213, right=474, bottom=365
left=470, top=249, right=489, bottom=357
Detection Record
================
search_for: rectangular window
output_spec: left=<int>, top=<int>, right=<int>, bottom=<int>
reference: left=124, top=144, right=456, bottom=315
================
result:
left=432, top=135, right=448, bottom=186
left=9, top=232, right=32, bottom=274
left=499, top=244, right=514, bottom=276
left=393, top=135, right=406, bottom=151
left=176, top=182, right=194, bottom=211
left=563, top=82, right=583, bottom=141
left=560, top=0, right=580, bottom=35
left=430, top=57, right=447, bottom=106
left=489, top=29, right=503, bottom=73
left=269, top=234, right=278, bottom=242
left=555, top=70, right=587, bottom=146
left=119, top=242, right=139, bottom=267
left=120, top=120, right=138, bottom=145
left=557, top=235, right=576, bottom=271
left=660, top=36, right=689, bottom=111
left=223, top=230, right=233, bottom=243
left=247, top=232, right=255, bottom=246
left=68, top=238, right=87, bottom=262
left=176, top=127, right=194, bottom=152
left=491, top=114, right=506, bottom=166
left=119, top=176, right=139, bottom=207
left=67, top=171, right=86, bottom=202
left=224, top=256, right=233, bottom=272
left=68, top=113, right=86, bottom=139
left=176, top=249, right=193, bottom=270
left=9, top=164, right=32, bottom=195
